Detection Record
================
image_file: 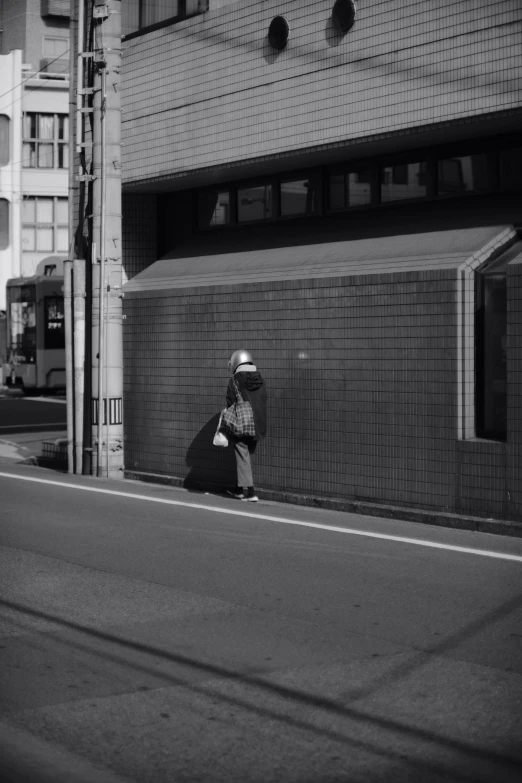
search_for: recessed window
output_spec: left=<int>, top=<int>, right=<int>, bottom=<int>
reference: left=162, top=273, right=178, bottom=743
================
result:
left=499, top=146, right=522, bottom=191
left=475, top=250, right=513, bottom=441
left=280, top=175, right=319, bottom=216
left=198, top=189, right=231, bottom=229
left=381, top=161, right=427, bottom=202
left=42, top=36, right=69, bottom=58
left=0, top=199, right=9, bottom=250
left=237, top=184, right=272, bottom=223
left=0, top=115, right=10, bottom=167
left=23, top=113, right=69, bottom=169
left=122, top=0, right=208, bottom=38
left=332, top=0, right=357, bottom=34
left=437, top=154, right=488, bottom=196
left=268, top=16, right=289, bottom=51
left=328, top=166, right=372, bottom=210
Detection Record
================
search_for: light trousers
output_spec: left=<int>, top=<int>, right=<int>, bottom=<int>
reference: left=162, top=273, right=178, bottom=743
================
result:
left=233, top=438, right=257, bottom=488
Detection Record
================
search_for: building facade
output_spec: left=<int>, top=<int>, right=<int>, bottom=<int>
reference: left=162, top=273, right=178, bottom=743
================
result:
left=0, top=0, right=70, bottom=311
left=119, top=0, right=522, bottom=520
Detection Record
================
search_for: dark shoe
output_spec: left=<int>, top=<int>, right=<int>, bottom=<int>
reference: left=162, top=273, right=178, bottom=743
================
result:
left=226, top=488, right=244, bottom=499
left=242, top=487, right=258, bottom=502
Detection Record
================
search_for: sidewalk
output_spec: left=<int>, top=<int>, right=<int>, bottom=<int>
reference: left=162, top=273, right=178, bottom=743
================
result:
left=0, top=429, right=67, bottom=463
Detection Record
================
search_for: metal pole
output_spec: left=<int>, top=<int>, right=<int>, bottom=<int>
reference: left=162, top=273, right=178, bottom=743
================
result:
left=96, top=63, right=106, bottom=477
left=63, top=260, right=74, bottom=474
left=76, top=0, right=84, bottom=155
left=73, top=259, right=86, bottom=473
left=91, top=0, right=123, bottom=479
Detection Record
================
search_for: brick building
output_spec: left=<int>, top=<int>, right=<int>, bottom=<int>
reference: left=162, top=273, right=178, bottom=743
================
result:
left=119, top=0, right=522, bottom=521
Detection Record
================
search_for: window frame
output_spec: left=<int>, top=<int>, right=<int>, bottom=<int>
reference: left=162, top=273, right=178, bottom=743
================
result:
left=23, top=112, right=69, bottom=170
left=279, top=169, right=323, bottom=220
left=122, top=0, right=209, bottom=41
left=236, top=179, right=276, bottom=225
left=195, top=134, right=522, bottom=230
left=22, top=196, right=69, bottom=254
left=0, top=114, right=10, bottom=168
left=0, top=198, right=9, bottom=250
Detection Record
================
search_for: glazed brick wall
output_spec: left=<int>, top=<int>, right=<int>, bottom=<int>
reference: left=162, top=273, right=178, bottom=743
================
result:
left=121, top=0, right=522, bottom=185
left=507, top=263, right=522, bottom=516
left=121, top=194, right=157, bottom=284
left=122, top=270, right=519, bottom=519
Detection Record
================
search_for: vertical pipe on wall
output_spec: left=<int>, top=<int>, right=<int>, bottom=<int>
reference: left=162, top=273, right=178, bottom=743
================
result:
left=76, top=0, right=85, bottom=155
left=73, top=259, right=86, bottom=474
left=63, top=260, right=74, bottom=474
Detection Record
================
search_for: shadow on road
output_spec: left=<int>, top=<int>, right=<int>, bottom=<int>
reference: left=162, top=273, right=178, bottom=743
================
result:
left=2, top=594, right=521, bottom=782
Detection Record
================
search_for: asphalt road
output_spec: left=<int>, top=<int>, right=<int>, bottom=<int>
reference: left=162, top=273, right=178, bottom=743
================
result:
left=0, top=395, right=67, bottom=434
left=1, top=463, right=521, bottom=783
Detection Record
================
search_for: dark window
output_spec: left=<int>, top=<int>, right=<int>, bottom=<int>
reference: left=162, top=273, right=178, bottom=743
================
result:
left=347, top=168, right=372, bottom=206
left=280, top=175, right=319, bottom=216
left=327, top=166, right=372, bottom=210
left=475, top=250, right=514, bottom=441
left=237, top=184, right=272, bottom=223
left=381, top=161, right=427, bottom=202
left=198, top=189, right=231, bottom=229
left=0, top=115, right=9, bottom=167
left=328, top=173, right=346, bottom=210
left=499, top=146, right=522, bottom=191
left=9, top=289, right=37, bottom=365
left=438, top=154, right=488, bottom=196
left=0, top=199, right=8, bottom=250
left=44, top=296, right=65, bottom=350
left=122, top=0, right=208, bottom=38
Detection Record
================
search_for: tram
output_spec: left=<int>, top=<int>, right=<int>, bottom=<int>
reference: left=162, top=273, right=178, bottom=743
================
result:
left=2, top=257, right=65, bottom=393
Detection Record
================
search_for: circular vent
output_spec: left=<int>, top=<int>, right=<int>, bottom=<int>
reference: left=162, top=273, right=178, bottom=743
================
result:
left=332, top=0, right=357, bottom=34
left=268, top=16, right=289, bottom=51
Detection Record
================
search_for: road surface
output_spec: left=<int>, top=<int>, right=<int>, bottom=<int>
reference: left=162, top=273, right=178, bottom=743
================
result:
left=0, top=463, right=521, bottom=782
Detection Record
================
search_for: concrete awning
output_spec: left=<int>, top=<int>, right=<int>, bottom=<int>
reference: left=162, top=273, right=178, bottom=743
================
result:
left=123, top=225, right=518, bottom=293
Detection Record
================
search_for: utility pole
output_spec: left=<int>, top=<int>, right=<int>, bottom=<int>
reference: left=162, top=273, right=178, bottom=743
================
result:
left=91, top=0, right=123, bottom=478
left=68, top=0, right=123, bottom=478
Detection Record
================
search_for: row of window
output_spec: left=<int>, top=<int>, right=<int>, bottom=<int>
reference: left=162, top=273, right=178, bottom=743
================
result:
left=1, top=113, right=69, bottom=170
left=122, top=0, right=208, bottom=38
left=1, top=195, right=68, bottom=253
left=0, top=197, right=71, bottom=254
left=198, top=144, right=522, bottom=229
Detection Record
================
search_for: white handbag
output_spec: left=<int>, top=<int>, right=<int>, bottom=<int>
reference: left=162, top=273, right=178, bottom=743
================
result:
left=213, top=410, right=229, bottom=447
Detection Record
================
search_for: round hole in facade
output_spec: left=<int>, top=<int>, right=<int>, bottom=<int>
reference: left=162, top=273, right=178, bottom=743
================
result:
left=268, top=16, right=289, bottom=51
left=332, top=0, right=357, bottom=34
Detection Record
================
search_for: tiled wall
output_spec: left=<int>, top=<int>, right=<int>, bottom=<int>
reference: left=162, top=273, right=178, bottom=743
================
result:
left=121, top=0, right=522, bottom=185
left=123, top=269, right=521, bottom=520
left=121, top=194, right=157, bottom=284
left=507, top=262, right=522, bottom=515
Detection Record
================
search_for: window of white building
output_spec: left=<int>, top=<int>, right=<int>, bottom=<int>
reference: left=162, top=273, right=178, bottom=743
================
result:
left=23, top=113, right=69, bottom=169
left=22, top=197, right=68, bottom=253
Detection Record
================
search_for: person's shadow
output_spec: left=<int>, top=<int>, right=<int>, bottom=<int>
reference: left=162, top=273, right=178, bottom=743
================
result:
left=184, top=414, right=237, bottom=492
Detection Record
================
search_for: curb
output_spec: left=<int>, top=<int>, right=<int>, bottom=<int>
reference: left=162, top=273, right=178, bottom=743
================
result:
left=124, top=470, right=522, bottom=539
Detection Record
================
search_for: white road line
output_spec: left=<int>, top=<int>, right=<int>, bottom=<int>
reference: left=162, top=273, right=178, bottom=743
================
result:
left=1, top=471, right=521, bottom=563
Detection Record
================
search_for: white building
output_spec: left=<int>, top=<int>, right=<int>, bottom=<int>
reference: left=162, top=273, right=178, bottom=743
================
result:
left=0, top=0, right=70, bottom=311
